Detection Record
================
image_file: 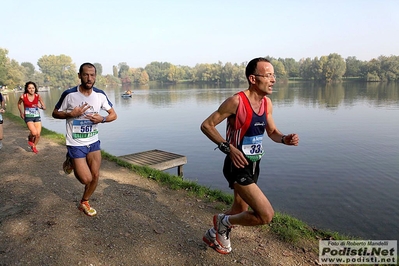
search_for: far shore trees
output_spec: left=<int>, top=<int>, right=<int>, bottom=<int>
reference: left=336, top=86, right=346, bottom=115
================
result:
left=1, top=48, right=399, bottom=89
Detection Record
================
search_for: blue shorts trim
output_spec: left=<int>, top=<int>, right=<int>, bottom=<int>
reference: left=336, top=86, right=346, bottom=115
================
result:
left=67, top=140, right=101, bottom=159
left=25, top=117, right=41, bottom=123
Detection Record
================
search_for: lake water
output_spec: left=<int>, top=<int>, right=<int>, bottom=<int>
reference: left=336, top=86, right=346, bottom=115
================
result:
left=3, top=81, right=399, bottom=241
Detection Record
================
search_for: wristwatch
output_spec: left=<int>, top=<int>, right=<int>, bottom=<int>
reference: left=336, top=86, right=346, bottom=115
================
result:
left=218, top=142, right=231, bottom=154
left=281, top=135, right=286, bottom=144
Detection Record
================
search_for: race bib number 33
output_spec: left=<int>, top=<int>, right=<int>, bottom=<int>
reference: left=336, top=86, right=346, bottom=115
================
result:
left=72, top=119, right=98, bottom=139
left=242, top=135, right=264, bottom=162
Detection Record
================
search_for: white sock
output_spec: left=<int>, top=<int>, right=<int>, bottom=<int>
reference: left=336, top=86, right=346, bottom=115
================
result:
left=210, top=227, right=216, bottom=235
left=223, top=215, right=232, bottom=227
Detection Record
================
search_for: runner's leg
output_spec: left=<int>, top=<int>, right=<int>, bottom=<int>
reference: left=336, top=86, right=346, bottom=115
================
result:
left=228, top=183, right=274, bottom=226
left=33, top=121, right=42, bottom=146
left=82, top=150, right=101, bottom=201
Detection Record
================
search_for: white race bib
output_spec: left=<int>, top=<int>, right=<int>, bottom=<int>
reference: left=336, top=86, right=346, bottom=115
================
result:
left=25, top=107, right=40, bottom=118
left=242, top=135, right=264, bottom=162
left=72, top=119, right=98, bottom=139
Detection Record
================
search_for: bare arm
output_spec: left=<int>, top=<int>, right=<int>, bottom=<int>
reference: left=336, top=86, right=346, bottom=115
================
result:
left=200, top=95, right=248, bottom=168
left=200, top=96, right=237, bottom=145
left=17, top=96, right=25, bottom=119
left=265, top=97, right=299, bottom=146
left=38, top=95, right=46, bottom=110
left=100, top=107, right=117, bottom=123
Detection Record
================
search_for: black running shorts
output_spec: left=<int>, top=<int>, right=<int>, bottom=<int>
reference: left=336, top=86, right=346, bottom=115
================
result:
left=222, top=155, right=260, bottom=189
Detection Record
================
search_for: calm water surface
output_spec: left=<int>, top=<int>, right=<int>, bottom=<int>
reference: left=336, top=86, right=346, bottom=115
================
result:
left=4, top=81, right=399, bottom=240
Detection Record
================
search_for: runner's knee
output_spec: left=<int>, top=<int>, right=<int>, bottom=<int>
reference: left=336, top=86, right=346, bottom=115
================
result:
left=259, top=208, right=274, bottom=224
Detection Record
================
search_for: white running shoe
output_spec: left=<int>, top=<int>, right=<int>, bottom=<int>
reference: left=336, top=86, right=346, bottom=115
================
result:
left=213, top=214, right=232, bottom=251
left=203, top=227, right=232, bottom=254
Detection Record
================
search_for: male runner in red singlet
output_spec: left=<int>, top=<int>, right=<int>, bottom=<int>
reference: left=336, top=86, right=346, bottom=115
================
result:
left=201, top=57, right=299, bottom=254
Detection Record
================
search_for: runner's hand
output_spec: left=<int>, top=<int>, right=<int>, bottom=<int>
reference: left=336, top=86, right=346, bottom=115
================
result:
left=230, top=146, right=249, bottom=168
left=85, top=113, right=103, bottom=124
left=70, top=103, right=91, bottom=118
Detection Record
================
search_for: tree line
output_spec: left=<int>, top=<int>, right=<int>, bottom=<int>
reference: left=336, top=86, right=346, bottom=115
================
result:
left=1, top=48, right=399, bottom=90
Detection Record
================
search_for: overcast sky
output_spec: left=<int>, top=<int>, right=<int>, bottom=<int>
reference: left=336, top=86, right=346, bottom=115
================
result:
left=2, top=0, right=398, bottom=74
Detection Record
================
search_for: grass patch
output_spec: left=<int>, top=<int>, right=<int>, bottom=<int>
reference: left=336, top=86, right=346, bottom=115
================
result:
left=268, top=212, right=347, bottom=244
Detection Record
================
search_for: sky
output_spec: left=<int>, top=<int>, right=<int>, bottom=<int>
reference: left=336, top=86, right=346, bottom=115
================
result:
left=2, top=0, right=399, bottom=75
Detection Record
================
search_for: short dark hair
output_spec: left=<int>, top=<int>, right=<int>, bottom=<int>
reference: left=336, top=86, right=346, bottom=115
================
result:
left=24, top=81, right=38, bottom=94
left=245, top=57, right=271, bottom=84
left=79, top=63, right=96, bottom=74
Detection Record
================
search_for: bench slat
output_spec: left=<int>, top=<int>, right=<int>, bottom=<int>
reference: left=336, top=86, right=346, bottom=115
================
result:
left=118, top=149, right=187, bottom=176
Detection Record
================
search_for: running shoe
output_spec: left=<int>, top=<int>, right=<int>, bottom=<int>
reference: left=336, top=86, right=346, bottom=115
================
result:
left=203, top=227, right=232, bottom=254
left=63, top=153, right=73, bottom=174
left=28, top=135, right=34, bottom=147
left=31, top=146, right=38, bottom=154
left=79, top=200, right=97, bottom=216
left=213, top=214, right=232, bottom=251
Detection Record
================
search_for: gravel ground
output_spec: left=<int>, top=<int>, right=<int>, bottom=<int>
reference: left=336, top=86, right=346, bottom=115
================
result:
left=0, top=118, right=319, bottom=266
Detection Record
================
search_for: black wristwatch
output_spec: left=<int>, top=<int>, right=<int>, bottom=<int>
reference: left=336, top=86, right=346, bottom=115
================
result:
left=281, top=135, right=286, bottom=144
left=218, top=142, right=231, bottom=154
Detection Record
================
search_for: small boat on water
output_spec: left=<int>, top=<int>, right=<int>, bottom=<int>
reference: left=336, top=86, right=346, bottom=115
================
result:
left=121, top=90, right=133, bottom=98
left=121, top=93, right=132, bottom=98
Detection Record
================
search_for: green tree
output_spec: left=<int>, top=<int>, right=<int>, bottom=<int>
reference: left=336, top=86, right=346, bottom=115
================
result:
left=365, top=58, right=381, bottom=82
left=322, top=53, right=346, bottom=82
left=195, top=63, right=212, bottom=82
left=139, top=70, right=149, bottom=85
left=4, top=59, right=25, bottom=89
left=379, top=55, right=399, bottom=81
left=221, top=62, right=234, bottom=83
left=312, top=56, right=327, bottom=81
left=345, top=56, right=363, bottom=77
left=128, top=67, right=145, bottom=84
left=279, top=58, right=300, bottom=78
left=112, top=65, right=118, bottom=77
left=37, top=54, right=78, bottom=88
left=165, top=65, right=176, bottom=83
left=93, top=63, right=103, bottom=76
left=105, top=74, right=120, bottom=85
left=232, top=62, right=246, bottom=83
left=299, top=57, right=313, bottom=80
left=118, top=62, right=129, bottom=78
left=0, top=48, right=9, bottom=85
left=144, top=61, right=162, bottom=81
left=271, top=59, right=287, bottom=79
left=21, top=62, right=35, bottom=81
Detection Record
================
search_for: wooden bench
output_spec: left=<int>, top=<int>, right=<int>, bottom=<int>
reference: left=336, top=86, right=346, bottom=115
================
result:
left=117, top=149, right=187, bottom=177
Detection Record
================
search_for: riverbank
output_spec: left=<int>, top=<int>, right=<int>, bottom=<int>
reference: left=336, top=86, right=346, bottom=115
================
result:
left=0, top=116, right=322, bottom=265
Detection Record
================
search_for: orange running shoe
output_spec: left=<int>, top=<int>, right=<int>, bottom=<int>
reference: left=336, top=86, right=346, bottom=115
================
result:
left=79, top=200, right=97, bottom=216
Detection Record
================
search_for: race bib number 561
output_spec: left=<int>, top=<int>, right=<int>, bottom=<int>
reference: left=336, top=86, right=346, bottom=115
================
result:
left=72, top=119, right=98, bottom=139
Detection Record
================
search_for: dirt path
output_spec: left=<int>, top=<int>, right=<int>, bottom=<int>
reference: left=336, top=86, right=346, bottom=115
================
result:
left=0, top=118, right=319, bottom=266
